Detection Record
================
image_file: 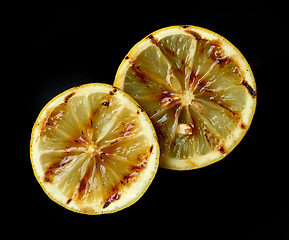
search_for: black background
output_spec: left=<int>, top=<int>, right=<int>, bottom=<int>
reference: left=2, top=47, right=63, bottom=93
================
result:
left=24, top=5, right=287, bottom=239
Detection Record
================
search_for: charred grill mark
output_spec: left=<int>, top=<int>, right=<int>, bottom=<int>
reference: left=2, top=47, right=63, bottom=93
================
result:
left=64, top=92, right=75, bottom=103
left=129, top=60, right=158, bottom=89
left=215, top=56, right=230, bottom=65
left=78, top=179, right=84, bottom=192
left=159, top=91, right=181, bottom=108
left=66, top=199, right=72, bottom=204
left=131, top=65, right=152, bottom=83
left=240, top=122, right=246, bottom=129
left=147, top=34, right=158, bottom=45
left=135, top=65, right=141, bottom=71
left=77, top=166, right=94, bottom=198
left=44, top=156, right=72, bottom=183
left=184, top=30, right=202, bottom=40
left=209, top=97, right=243, bottom=126
left=101, top=100, right=109, bottom=107
left=242, top=80, right=257, bottom=98
left=238, top=118, right=246, bottom=130
left=218, top=146, right=226, bottom=155
left=207, top=42, right=227, bottom=64
left=109, top=140, right=118, bottom=145
left=73, top=135, right=89, bottom=145
left=165, top=47, right=176, bottom=57
left=204, top=129, right=211, bottom=144
left=134, top=159, right=147, bottom=169
left=149, top=145, right=154, bottom=153
left=66, top=146, right=72, bottom=153
left=121, top=158, right=148, bottom=186
left=182, top=25, right=189, bottom=28
left=43, top=106, right=65, bottom=129
left=103, top=193, right=120, bottom=209
left=109, top=86, right=120, bottom=95
left=219, top=104, right=237, bottom=116
left=60, top=157, right=69, bottom=167
left=202, top=127, right=220, bottom=148
left=103, top=201, right=111, bottom=209
left=138, top=105, right=145, bottom=112
left=44, top=165, right=59, bottom=182
left=129, top=60, right=142, bottom=72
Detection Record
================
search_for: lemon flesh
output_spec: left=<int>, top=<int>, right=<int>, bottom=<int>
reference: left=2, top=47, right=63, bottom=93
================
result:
left=114, top=25, right=256, bottom=170
left=30, top=83, right=159, bottom=214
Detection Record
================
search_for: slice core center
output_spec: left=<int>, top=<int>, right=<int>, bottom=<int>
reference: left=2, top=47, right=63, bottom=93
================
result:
left=180, top=90, right=194, bottom=106
left=87, top=143, right=101, bottom=157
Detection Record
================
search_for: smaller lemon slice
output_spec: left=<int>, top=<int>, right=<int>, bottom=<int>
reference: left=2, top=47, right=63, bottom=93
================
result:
left=30, top=83, right=159, bottom=214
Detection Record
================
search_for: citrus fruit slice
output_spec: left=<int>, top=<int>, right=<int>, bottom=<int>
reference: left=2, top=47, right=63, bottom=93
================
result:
left=30, top=83, right=159, bottom=214
left=114, top=25, right=256, bottom=170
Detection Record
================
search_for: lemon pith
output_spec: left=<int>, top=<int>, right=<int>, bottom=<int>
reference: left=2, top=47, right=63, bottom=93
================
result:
left=114, top=25, right=256, bottom=170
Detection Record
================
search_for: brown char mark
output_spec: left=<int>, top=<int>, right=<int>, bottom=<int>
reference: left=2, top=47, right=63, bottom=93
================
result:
left=149, top=145, right=154, bottom=153
left=240, top=122, right=246, bottom=130
left=103, top=193, right=120, bottom=209
left=121, top=158, right=148, bottom=186
left=242, top=80, right=256, bottom=98
left=147, top=34, right=158, bottom=45
left=78, top=179, right=85, bottom=192
left=138, top=105, right=145, bottom=112
left=219, top=104, right=237, bottom=116
left=44, top=157, right=71, bottom=183
left=101, top=100, right=109, bottom=107
left=109, top=140, right=118, bottom=145
left=113, top=87, right=119, bottom=92
left=64, top=92, right=75, bottom=103
left=109, top=87, right=119, bottom=96
left=184, top=29, right=202, bottom=40
left=218, top=146, right=226, bottom=155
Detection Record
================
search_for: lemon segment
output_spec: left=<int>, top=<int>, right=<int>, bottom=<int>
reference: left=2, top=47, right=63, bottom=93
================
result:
left=114, top=25, right=256, bottom=170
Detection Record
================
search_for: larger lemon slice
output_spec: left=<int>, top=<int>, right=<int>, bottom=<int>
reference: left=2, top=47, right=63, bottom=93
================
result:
left=30, top=83, right=159, bottom=214
left=114, top=25, right=256, bottom=170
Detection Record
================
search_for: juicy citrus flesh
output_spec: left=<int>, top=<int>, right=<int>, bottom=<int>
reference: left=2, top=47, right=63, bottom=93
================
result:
left=114, top=25, right=256, bottom=170
left=30, top=83, right=159, bottom=214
